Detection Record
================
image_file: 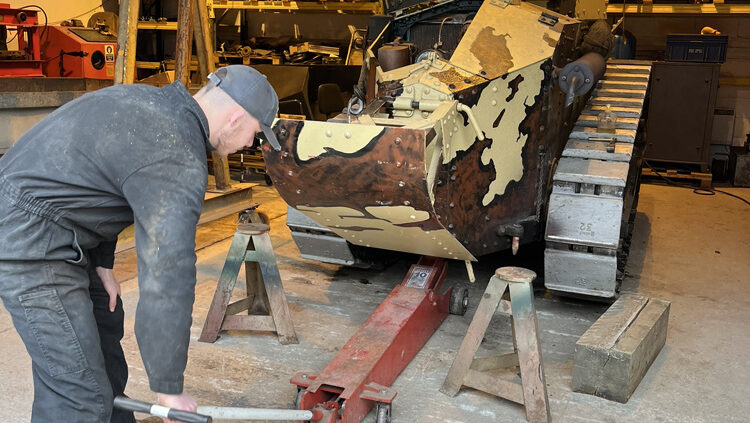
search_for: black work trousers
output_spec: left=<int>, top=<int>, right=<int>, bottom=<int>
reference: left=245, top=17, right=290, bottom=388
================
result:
left=0, top=260, right=135, bottom=423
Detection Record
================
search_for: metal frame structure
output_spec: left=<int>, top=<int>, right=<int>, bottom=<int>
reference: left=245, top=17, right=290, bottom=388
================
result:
left=0, top=4, right=43, bottom=77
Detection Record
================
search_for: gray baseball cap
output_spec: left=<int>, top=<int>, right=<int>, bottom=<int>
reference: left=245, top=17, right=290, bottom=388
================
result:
left=207, top=65, right=281, bottom=150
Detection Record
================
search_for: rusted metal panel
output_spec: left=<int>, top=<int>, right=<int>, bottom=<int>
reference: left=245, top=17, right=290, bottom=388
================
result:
left=449, top=2, right=571, bottom=79
left=264, top=120, right=476, bottom=261
left=262, top=1, right=582, bottom=261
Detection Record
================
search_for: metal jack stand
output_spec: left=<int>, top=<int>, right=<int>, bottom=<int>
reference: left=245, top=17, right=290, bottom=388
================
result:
left=199, top=208, right=298, bottom=344
left=441, top=267, right=550, bottom=423
left=292, top=256, right=468, bottom=423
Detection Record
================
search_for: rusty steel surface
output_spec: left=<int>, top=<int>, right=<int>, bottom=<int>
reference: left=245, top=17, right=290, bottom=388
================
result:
left=263, top=0, right=581, bottom=261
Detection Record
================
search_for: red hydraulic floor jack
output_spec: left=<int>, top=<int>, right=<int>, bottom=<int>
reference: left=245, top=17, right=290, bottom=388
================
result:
left=291, top=256, right=468, bottom=423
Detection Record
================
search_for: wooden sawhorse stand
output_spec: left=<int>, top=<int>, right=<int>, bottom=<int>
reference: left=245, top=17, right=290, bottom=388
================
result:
left=199, top=215, right=298, bottom=345
left=441, top=267, right=550, bottom=423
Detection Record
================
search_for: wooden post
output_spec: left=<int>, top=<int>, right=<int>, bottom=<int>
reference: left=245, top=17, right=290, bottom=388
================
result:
left=509, top=276, right=550, bottom=423
left=192, top=0, right=231, bottom=190
left=114, top=0, right=140, bottom=84
left=192, top=0, right=209, bottom=84
left=175, top=0, right=194, bottom=87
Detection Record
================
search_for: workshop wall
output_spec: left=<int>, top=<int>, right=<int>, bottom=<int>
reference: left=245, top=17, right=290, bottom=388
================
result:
left=6, top=0, right=117, bottom=27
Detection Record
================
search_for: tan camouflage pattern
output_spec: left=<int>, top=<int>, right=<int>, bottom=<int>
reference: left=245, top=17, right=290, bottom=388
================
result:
left=263, top=1, right=579, bottom=260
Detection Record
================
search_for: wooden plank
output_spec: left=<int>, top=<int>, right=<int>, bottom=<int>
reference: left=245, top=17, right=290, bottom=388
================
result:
left=246, top=211, right=271, bottom=315
left=509, top=281, right=550, bottom=423
left=440, top=275, right=509, bottom=396
left=114, top=0, right=140, bottom=84
left=221, top=315, right=275, bottom=332
left=192, top=0, right=210, bottom=84
left=573, top=295, right=671, bottom=403
left=253, top=232, right=299, bottom=344
left=198, top=233, right=252, bottom=342
left=174, top=0, right=194, bottom=86
left=463, top=369, right=524, bottom=405
left=577, top=295, right=648, bottom=350
left=641, top=168, right=712, bottom=189
left=225, top=298, right=251, bottom=315
left=470, top=352, right=519, bottom=372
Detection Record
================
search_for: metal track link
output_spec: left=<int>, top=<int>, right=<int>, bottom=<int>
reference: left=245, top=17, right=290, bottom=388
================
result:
left=544, top=60, right=652, bottom=299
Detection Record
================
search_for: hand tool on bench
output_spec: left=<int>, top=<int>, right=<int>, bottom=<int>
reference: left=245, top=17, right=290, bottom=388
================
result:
left=114, top=396, right=315, bottom=422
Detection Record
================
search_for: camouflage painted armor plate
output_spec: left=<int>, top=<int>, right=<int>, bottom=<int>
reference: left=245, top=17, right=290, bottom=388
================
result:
left=263, top=2, right=579, bottom=261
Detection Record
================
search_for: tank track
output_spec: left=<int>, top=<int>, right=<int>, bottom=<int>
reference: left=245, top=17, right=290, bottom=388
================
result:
left=544, top=60, right=652, bottom=299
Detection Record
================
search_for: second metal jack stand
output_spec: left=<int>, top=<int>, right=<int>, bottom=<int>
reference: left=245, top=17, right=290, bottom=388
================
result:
left=441, top=266, right=550, bottom=423
left=292, top=256, right=468, bottom=423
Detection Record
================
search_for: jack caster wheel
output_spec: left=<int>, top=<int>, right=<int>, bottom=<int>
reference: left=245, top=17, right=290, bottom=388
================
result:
left=376, top=403, right=391, bottom=423
left=449, top=287, right=469, bottom=315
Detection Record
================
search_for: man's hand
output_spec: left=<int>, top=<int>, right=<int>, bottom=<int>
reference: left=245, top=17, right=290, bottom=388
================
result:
left=157, top=393, right=198, bottom=423
left=95, top=266, right=121, bottom=312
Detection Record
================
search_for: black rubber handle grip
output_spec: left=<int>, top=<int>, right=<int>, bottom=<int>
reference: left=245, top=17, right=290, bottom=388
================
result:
left=114, top=396, right=212, bottom=423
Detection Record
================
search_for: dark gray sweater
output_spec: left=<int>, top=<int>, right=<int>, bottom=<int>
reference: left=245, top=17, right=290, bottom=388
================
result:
left=0, top=81, right=210, bottom=394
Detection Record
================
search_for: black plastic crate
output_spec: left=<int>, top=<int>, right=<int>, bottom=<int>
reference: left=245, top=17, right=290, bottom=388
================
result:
left=666, top=34, right=728, bottom=63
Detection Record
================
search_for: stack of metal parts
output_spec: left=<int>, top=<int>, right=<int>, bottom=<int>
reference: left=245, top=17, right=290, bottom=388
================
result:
left=544, top=60, right=652, bottom=299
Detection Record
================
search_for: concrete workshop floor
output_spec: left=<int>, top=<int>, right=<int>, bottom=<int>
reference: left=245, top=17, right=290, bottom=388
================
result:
left=1, top=183, right=749, bottom=422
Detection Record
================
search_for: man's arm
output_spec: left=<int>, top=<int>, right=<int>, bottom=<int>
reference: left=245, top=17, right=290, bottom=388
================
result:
left=121, top=159, right=206, bottom=395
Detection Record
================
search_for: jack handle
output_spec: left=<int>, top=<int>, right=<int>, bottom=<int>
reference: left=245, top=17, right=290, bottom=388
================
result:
left=114, top=396, right=212, bottom=423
